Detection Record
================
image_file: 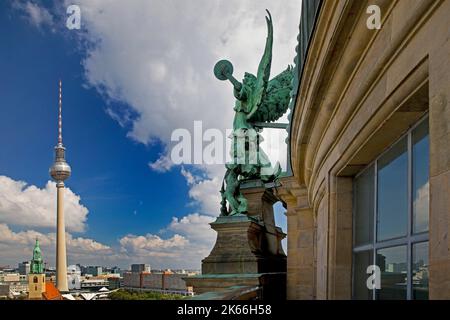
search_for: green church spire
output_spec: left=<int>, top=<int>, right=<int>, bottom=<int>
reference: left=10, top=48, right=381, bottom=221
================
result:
left=30, top=238, right=44, bottom=274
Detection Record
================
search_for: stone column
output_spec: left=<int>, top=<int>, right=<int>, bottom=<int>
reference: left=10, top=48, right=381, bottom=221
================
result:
left=429, top=25, right=450, bottom=298
left=327, top=176, right=353, bottom=299
left=278, top=181, right=316, bottom=300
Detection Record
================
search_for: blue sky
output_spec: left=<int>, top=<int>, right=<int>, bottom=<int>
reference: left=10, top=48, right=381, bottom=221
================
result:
left=0, top=0, right=300, bottom=269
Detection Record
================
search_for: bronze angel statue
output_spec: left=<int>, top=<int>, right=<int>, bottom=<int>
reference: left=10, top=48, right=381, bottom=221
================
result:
left=214, top=10, right=293, bottom=216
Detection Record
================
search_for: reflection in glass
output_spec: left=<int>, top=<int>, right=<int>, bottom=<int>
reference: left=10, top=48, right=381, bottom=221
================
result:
left=376, top=246, right=407, bottom=300
left=413, top=121, right=429, bottom=234
left=353, top=251, right=373, bottom=300
left=413, top=242, right=429, bottom=300
left=377, top=138, right=408, bottom=241
left=354, top=166, right=374, bottom=246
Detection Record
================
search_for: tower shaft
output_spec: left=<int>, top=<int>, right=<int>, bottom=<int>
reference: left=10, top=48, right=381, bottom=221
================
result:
left=56, top=184, right=68, bottom=292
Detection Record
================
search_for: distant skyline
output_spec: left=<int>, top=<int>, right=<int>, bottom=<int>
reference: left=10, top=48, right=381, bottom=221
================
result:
left=0, top=1, right=300, bottom=269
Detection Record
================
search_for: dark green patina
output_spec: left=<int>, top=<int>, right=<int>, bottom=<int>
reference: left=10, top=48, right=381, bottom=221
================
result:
left=214, top=10, right=293, bottom=216
left=30, top=238, right=44, bottom=274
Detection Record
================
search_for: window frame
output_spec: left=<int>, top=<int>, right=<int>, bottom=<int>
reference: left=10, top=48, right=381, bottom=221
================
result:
left=352, top=115, right=429, bottom=300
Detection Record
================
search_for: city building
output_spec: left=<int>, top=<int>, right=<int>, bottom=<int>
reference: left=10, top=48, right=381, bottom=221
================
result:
left=67, top=265, right=82, bottom=291
left=278, top=0, right=450, bottom=299
left=0, top=282, right=28, bottom=299
left=80, top=278, right=109, bottom=291
left=111, top=266, right=121, bottom=274
left=0, top=273, right=20, bottom=283
left=107, top=277, right=121, bottom=290
left=0, top=271, right=28, bottom=299
left=49, top=80, right=71, bottom=292
left=83, top=266, right=103, bottom=277
left=18, top=262, right=30, bottom=275
left=123, top=271, right=193, bottom=296
left=131, top=264, right=151, bottom=273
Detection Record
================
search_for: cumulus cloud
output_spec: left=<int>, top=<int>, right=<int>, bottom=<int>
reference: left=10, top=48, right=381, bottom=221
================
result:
left=0, top=176, right=88, bottom=232
left=67, top=234, right=112, bottom=255
left=120, top=233, right=188, bottom=255
left=113, top=213, right=215, bottom=268
left=65, top=0, right=300, bottom=146
left=117, top=232, right=190, bottom=269
left=0, top=223, right=111, bottom=266
left=168, top=213, right=216, bottom=245
left=12, top=1, right=54, bottom=29
left=187, top=176, right=222, bottom=216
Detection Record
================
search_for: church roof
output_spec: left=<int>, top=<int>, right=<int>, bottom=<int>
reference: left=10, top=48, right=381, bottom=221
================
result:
left=42, top=282, right=62, bottom=300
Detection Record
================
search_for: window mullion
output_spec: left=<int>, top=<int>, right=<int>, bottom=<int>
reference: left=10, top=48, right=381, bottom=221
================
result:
left=373, top=160, right=378, bottom=300
left=407, top=130, right=413, bottom=300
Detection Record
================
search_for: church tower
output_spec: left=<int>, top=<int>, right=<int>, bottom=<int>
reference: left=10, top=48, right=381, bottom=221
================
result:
left=28, top=239, right=46, bottom=300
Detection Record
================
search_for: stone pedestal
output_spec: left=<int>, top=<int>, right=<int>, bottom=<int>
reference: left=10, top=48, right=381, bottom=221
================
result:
left=185, top=185, right=287, bottom=300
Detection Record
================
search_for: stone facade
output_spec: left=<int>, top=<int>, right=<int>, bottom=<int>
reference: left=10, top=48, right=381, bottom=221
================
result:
left=279, top=0, right=450, bottom=299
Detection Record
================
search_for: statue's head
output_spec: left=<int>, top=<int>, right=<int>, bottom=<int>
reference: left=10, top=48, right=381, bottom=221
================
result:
left=243, top=72, right=256, bottom=88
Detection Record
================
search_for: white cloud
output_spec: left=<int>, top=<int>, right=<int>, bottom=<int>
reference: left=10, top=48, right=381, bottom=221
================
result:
left=117, top=232, right=191, bottom=268
left=12, top=1, right=54, bottom=29
left=148, top=154, right=174, bottom=173
left=179, top=166, right=222, bottom=215
left=188, top=176, right=222, bottom=216
left=116, top=213, right=216, bottom=268
left=0, top=223, right=111, bottom=266
left=67, top=234, right=112, bottom=255
left=180, top=166, right=197, bottom=185
left=65, top=0, right=300, bottom=146
left=105, top=107, right=134, bottom=128
left=119, top=233, right=188, bottom=254
left=0, top=176, right=88, bottom=232
left=168, top=213, right=216, bottom=245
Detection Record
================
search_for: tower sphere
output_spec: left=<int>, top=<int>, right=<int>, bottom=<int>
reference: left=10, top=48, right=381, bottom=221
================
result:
left=49, top=155, right=71, bottom=182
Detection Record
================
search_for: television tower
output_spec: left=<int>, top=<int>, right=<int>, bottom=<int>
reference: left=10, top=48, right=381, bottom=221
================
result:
left=49, top=80, right=71, bottom=292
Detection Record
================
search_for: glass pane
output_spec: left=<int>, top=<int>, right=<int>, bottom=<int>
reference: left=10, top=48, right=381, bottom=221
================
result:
left=376, top=246, right=407, bottom=300
left=377, top=138, right=408, bottom=241
left=353, top=250, right=374, bottom=300
left=412, top=120, right=429, bottom=234
left=412, top=242, right=429, bottom=300
left=354, top=165, right=374, bottom=246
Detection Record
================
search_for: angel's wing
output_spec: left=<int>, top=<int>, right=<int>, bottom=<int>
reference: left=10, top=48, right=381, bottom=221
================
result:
left=247, top=10, right=273, bottom=119
left=247, top=66, right=294, bottom=123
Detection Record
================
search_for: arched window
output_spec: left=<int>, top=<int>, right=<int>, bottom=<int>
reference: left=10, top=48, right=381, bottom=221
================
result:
left=33, top=276, right=38, bottom=283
